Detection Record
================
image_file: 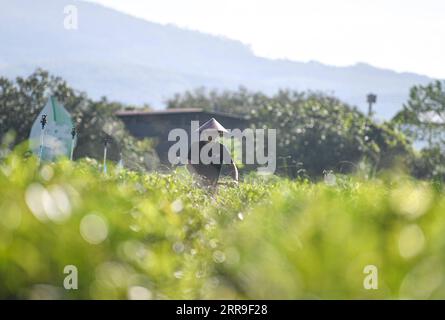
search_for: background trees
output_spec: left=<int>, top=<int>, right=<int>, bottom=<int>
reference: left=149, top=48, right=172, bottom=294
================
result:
left=0, top=69, right=158, bottom=170
left=393, top=81, right=445, bottom=180
left=393, top=81, right=445, bottom=147
left=4, top=69, right=445, bottom=180
left=167, top=88, right=412, bottom=177
left=166, top=86, right=268, bottom=115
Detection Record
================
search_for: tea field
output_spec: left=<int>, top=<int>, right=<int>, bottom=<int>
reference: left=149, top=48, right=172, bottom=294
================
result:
left=1, top=150, right=445, bottom=299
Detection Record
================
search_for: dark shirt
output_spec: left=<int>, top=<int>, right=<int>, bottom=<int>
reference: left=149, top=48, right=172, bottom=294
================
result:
left=187, top=141, right=232, bottom=185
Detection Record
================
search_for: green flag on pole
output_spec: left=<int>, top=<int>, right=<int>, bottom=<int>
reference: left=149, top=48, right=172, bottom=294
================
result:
left=29, top=96, right=76, bottom=161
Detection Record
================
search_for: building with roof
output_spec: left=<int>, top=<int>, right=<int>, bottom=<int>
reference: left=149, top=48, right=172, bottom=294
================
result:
left=116, top=108, right=250, bottom=165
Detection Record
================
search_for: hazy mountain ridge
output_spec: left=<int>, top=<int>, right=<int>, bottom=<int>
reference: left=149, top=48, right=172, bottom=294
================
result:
left=0, top=0, right=436, bottom=118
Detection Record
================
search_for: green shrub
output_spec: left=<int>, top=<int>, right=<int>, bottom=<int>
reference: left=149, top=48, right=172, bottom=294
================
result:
left=1, top=150, right=444, bottom=299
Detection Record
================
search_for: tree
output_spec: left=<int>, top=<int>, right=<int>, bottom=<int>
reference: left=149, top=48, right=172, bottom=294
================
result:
left=393, top=81, right=445, bottom=180
left=251, top=92, right=411, bottom=177
left=168, top=87, right=412, bottom=177
left=166, top=86, right=268, bottom=115
left=0, top=69, right=158, bottom=170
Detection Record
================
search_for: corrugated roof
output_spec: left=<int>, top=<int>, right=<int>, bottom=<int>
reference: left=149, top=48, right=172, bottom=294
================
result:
left=116, top=108, right=249, bottom=120
left=116, top=108, right=203, bottom=116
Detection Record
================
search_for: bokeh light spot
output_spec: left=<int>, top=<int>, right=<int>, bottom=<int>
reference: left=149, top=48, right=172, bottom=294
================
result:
left=80, top=214, right=108, bottom=245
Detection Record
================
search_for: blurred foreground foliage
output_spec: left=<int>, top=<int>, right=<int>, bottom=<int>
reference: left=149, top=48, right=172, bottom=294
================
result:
left=1, top=148, right=445, bottom=299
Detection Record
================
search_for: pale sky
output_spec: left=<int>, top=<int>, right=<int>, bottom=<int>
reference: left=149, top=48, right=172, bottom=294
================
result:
left=87, top=0, right=445, bottom=79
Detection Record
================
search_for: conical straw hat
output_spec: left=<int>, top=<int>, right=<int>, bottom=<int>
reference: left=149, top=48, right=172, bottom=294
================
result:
left=196, top=118, right=228, bottom=133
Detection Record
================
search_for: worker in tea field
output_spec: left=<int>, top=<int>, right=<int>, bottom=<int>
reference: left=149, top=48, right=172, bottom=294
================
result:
left=187, top=118, right=239, bottom=190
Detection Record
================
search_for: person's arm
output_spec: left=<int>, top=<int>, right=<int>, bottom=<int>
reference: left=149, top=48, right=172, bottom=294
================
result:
left=220, top=143, right=238, bottom=182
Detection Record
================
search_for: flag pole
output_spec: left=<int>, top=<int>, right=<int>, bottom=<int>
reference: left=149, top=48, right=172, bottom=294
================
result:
left=70, top=126, right=76, bottom=161
left=38, top=114, right=47, bottom=164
